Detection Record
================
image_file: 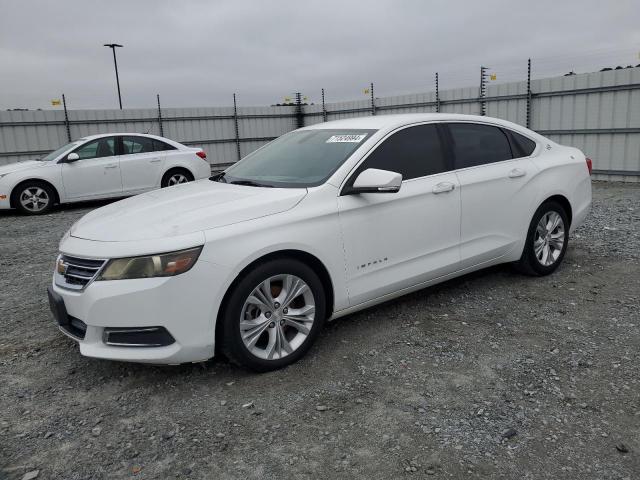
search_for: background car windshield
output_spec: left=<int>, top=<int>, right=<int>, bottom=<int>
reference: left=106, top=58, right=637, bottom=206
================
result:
left=224, top=129, right=376, bottom=187
left=40, top=141, right=82, bottom=161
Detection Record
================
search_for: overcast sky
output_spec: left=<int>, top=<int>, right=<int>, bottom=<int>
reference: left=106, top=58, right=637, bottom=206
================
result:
left=1, top=0, right=638, bottom=110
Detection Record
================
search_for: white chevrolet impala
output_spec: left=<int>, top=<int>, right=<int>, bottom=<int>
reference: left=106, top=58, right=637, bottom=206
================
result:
left=0, top=133, right=211, bottom=214
left=48, top=114, right=592, bottom=371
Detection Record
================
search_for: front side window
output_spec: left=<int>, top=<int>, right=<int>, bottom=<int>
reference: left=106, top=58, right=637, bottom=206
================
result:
left=352, top=124, right=448, bottom=181
left=448, top=123, right=512, bottom=169
left=74, top=137, right=116, bottom=160
left=221, top=129, right=376, bottom=187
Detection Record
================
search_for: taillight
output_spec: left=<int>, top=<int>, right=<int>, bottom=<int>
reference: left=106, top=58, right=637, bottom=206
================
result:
left=585, top=157, right=593, bottom=175
left=196, top=150, right=207, bottom=160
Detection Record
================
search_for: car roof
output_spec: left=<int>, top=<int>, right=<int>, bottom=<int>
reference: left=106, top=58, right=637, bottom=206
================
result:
left=301, top=113, right=541, bottom=139
left=75, top=132, right=183, bottom=145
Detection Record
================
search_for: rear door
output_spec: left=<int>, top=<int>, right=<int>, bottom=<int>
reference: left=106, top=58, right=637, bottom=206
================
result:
left=445, top=122, right=538, bottom=269
left=61, top=136, right=122, bottom=199
left=338, top=123, right=461, bottom=306
left=119, top=136, right=173, bottom=193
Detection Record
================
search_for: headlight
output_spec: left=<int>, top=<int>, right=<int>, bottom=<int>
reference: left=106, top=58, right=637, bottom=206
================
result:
left=97, top=246, right=202, bottom=281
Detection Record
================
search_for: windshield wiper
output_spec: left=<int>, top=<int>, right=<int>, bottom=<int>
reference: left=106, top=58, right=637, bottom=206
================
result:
left=229, top=179, right=273, bottom=188
left=209, top=172, right=227, bottom=183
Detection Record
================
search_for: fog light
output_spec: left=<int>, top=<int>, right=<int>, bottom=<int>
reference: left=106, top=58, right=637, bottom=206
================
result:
left=103, top=327, right=175, bottom=347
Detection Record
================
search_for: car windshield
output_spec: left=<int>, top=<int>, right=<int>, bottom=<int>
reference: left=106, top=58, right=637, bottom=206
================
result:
left=218, top=129, right=376, bottom=187
left=38, top=140, right=83, bottom=161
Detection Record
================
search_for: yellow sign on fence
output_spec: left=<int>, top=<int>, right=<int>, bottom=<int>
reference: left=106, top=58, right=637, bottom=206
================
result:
left=51, top=99, right=61, bottom=106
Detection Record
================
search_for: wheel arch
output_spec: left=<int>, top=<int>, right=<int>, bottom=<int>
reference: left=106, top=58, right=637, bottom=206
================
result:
left=162, top=165, right=194, bottom=183
left=214, top=249, right=335, bottom=348
left=10, top=178, right=61, bottom=208
left=541, top=194, right=573, bottom=227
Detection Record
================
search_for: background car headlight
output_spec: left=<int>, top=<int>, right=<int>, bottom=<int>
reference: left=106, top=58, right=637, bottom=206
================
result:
left=97, top=247, right=202, bottom=281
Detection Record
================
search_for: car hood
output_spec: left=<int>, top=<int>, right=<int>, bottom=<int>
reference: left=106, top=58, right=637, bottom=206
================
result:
left=0, top=160, right=50, bottom=176
left=71, top=180, right=308, bottom=242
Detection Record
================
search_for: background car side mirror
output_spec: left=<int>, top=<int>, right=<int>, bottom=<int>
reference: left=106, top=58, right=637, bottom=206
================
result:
left=65, top=152, right=80, bottom=163
left=346, top=168, right=403, bottom=195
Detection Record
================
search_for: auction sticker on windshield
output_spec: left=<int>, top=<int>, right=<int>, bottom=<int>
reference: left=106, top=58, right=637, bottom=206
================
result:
left=326, top=134, right=367, bottom=143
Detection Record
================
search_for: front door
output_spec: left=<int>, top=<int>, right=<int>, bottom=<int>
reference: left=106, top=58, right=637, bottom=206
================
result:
left=61, top=136, right=122, bottom=199
left=338, top=123, right=461, bottom=306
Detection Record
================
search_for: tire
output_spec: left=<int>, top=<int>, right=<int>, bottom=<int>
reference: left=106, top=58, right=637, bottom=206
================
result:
left=161, top=168, right=194, bottom=188
left=516, top=200, right=569, bottom=276
left=12, top=181, right=55, bottom=215
left=219, top=258, right=326, bottom=372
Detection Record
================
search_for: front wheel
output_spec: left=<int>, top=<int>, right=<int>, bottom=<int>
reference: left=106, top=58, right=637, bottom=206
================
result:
left=219, top=259, right=326, bottom=372
left=13, top=181, right=55, bottom=215
left=516, top=201, right=569, bottom=276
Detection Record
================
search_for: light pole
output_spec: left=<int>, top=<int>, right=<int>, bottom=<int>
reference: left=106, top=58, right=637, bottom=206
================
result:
left=103, top=43, right=123, bottom=109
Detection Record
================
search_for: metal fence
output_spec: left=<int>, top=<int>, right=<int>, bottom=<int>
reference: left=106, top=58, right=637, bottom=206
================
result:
left=1, top=65, right=639, bottom=181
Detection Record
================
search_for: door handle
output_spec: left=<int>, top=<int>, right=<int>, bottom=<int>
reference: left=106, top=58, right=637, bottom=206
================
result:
left=104, top=164, right=118, bottom=169
left=149, top=158, right=161, bottom=163
left=432, top=182, right=455, bottom=194
left=508, top=168, right=526, bottom=178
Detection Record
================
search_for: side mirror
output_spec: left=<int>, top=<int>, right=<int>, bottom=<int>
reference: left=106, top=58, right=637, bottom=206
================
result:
left=65, top=152, right=80, bottom=163
left=348, top=168, right=402, bottom=194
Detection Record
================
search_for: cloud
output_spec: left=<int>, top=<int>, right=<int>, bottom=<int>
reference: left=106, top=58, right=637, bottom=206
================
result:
left=1, top=0, right=638, bottom=110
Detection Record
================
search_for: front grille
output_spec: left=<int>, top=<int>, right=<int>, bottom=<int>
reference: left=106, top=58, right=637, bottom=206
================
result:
left=55, top=254, right=106, bottom=290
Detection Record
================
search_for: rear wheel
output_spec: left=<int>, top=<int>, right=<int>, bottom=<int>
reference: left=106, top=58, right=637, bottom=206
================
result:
left=12, top=181, right=55, bottom=215
left=219, top=259, right=326, bottom=372
left=516, top=201, right=569, bottom=276
left=161, top=168, right=193, bottom=188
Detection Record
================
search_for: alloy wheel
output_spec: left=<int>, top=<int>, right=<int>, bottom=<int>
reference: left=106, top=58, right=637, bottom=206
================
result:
left=168, top=173, right=189, bottom=186
left=19, top=187, right=50, bottom=213
left=240, top=274, right=315, bottom=360
left=534, top=211, right=565, bottom=266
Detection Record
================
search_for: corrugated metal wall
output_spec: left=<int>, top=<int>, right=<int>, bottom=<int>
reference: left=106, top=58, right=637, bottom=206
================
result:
left=1, top=67, right=639, bottom=181
left=0, top=106, right=296, bottom=166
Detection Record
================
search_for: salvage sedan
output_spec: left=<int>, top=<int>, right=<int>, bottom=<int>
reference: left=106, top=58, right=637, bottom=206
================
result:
left=48, top=114, right=592, bottom=371
left=0, top=133, right=210, bottom=214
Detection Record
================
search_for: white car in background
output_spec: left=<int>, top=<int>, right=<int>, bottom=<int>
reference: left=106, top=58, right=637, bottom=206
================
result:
left=0, top=133, right=211, bottom=214
left=49, top=114, right=592, bottom=372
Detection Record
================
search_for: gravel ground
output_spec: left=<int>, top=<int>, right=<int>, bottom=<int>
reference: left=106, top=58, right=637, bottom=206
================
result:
left=0, top=182, right=638, bottom=480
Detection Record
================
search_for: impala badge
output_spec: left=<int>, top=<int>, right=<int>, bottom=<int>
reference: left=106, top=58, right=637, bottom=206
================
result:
left=357, top=257, right=388, bottom=270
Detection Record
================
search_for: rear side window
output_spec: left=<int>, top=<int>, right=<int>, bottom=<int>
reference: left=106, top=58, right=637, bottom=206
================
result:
left=153, top=140, right=176, bottom=151
left=355, top=124, right=448, bottom=181
left=507, top=130, right=537, bottom=157
left=448, top=123, right=512, bottom=169
left=122, top=136, right=155, bottom=154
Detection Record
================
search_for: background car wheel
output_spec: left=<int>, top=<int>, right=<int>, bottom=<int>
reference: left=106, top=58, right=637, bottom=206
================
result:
left=12, top=181, right=55, bottom=215
left=219, top=258, right=326, bottom=372
left=516, top=200, right=569, bottom=276
left=161, top=168, right=194, bottom=188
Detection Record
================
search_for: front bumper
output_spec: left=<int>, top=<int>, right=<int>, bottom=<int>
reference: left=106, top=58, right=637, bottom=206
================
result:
left=50, top=258, right=231, bottom=364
